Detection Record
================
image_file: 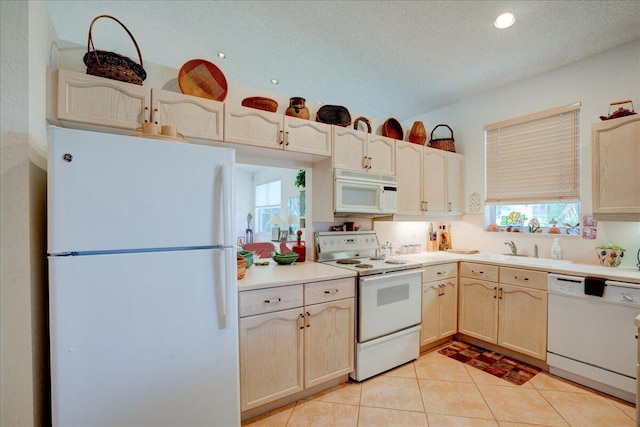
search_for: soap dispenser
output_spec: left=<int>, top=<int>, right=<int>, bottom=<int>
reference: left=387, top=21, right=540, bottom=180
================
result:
left=551, top=238, right=562, bottom=260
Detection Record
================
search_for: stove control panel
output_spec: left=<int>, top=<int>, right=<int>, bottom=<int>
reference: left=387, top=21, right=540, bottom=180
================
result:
left=315, top=231, right=379, bottom=255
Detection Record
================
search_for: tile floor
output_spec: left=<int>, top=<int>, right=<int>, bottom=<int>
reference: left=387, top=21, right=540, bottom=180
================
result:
left=243, top=347, right=636, bottom=427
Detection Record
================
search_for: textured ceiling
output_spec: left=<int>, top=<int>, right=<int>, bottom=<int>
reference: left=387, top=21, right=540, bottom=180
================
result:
left=44, top=0, right=640, bottom=120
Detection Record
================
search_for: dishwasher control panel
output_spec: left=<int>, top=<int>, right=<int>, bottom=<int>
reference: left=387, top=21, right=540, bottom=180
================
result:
left=548, top=274, right=640, bottom=306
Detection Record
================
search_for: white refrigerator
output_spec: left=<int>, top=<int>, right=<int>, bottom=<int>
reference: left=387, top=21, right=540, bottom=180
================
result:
left=47, top=127, right=240, bottom=427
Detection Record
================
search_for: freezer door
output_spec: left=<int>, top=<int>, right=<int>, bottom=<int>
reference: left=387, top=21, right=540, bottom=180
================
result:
left=48, top=127, right=235, bottom=253
left=49, top=248, right=239, bottom=427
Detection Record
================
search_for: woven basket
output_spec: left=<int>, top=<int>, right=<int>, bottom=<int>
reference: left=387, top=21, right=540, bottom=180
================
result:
left=83, top=15, right=146, bottom=85
left=316, top=105, right=351, bottom=127
left=429, top=124, right=456, bottom=152
left=237, top=257, right=246, bottom=280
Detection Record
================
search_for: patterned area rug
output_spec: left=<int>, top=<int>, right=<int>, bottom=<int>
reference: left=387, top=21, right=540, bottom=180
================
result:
left=438, top=341, right=540, bottom=385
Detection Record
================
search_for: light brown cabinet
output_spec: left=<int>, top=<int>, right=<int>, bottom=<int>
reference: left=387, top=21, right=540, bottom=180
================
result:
left=420, top=263, right=458, bottom=347
left=224, top=104, right=332, bottom=157
left=238, top=278, right=354, bottom=412
left=591, top=115, right=640, bottom=221
left=395, top=141, right=463, bottom=218
left=458, top=262, right=547, bottom=360
left=333, top=127, right=395, bottom=176
left=47, top=68, right=224, bottom=141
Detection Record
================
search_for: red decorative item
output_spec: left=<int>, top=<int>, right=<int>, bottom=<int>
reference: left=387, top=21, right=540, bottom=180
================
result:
left=292, top=230, right=306, bottom=262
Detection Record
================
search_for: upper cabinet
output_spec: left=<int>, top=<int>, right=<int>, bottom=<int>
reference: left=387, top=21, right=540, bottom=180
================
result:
left=592, top=115, right=640, bottom=221
left=333, top=127, right=395, bottom=176
left=224, top=104, right=332, bottom=157
left=395, top=141, right=463, bottom=218
left=48, top=68, right=224, bottom=141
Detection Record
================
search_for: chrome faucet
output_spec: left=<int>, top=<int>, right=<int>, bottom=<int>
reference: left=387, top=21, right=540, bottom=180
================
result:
left=505, top=241, right=517, bottom=255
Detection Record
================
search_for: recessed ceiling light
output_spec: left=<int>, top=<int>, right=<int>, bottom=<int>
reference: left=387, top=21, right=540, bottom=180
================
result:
left=494, top=12, right=515, bottom=29
left=216, top=51, right=226, bottom=59
left=270, top=79, right=279, bottom=85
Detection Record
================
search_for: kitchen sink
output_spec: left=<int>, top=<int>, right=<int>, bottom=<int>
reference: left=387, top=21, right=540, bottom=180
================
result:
left=465, top=252, right=574, bottom=268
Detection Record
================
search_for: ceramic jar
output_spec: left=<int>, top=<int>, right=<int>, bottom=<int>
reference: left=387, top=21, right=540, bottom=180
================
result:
left=408, top=121, right=427, bottom=145
left=285, top=97, right=310, bottom=120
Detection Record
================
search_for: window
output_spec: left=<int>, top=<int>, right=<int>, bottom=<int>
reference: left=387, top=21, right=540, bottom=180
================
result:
left=484, top=103, right=581, bottom=232
left=255, top=181, right=281, bottom=234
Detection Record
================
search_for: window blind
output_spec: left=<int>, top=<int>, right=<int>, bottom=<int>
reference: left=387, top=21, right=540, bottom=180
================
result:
left=485, top=103, right=581, bottom=204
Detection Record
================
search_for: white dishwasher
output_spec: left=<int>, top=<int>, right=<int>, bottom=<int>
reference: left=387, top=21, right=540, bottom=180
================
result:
left=547, top=273, right=640, bottom=402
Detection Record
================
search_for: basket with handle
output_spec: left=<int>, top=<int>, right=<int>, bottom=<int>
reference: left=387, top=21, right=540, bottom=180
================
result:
left=83, top=15, right=147, bottom=85
left=428, top=124, right=456, bottom=152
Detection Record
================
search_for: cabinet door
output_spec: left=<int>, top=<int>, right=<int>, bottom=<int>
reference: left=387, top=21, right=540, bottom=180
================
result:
left=421, top=282, right=439, bottom=346
left=439, top=280, right=458, bottom=338
left=151, top=88, right=223, bottom=141
left=498, top=284, right=548, bottom=360
left=446, top=153, right=463, bottom=215
left=333, top=127, right=367, bottom=171
left=284, top=116, right=332, bottom=156
left=592, top=115, right=640, bottom=221
left=239, top=308, right=304, bottom=410
left=395, top=141, right=423, bottom=215
left=423, top=147, right=447, bottom=215
left=224, top=104, right=282, bottom=149
left=54, top=69, right=148, bottom=130
left=458, top=277, right=498, bottom=344
left=367, top=135, right=396, bottom=176
left=305, top=298, right=354, bottom=388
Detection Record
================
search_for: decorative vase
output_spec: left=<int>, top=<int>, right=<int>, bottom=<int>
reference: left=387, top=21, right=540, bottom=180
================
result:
left=292, top=230, right=306, bottom=262
left=408, top=121, right=427, bottom=145
left=285, top=97, right=310, bottom=120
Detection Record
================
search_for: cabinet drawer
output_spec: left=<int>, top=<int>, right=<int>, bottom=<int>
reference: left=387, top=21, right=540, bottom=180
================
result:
left=305, top=278, right=355, bottom=305
left=459, top=262, right=499, bottom=282
left=500, top=267, right=547, bottom=291
left=240, top=284, right=303, bottom=317
left=422, top=263, right=458, bottom=283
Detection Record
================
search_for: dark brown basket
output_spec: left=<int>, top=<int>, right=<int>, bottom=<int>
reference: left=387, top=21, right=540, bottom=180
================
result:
left=316, top=105, right=351, bottom=127
left=83, top=15, right=146, bottom=85
left=429, top=124, right=456, bottom=152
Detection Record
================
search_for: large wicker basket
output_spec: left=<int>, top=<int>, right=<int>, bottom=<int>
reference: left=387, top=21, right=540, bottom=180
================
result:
left=83, top=15, right=147, bottom=85
left=428, top=124, right=456, bottom=152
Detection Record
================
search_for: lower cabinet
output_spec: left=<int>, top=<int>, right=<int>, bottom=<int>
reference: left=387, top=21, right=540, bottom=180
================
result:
left=421, top=263, right=458, bottom=346
left=458, top=262, right=548, bottom=360
left=239, top=278, right=354, bottom=411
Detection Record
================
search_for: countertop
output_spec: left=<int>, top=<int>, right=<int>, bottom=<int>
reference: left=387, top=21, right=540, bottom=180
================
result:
left=394, top=251, right=640, bottom=284
left=238, top=260, right=357, bottom=291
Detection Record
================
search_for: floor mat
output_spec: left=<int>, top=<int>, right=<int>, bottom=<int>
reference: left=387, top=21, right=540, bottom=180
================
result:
left=438, top=341, right=540, bottom=385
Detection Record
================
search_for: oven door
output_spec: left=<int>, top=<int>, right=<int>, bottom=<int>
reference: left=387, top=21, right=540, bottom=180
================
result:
left=335, top=179, right=383, bottom=214
left=358, top=269, right=422, bottom=342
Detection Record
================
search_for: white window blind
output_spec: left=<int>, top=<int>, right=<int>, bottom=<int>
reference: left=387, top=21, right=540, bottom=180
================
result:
left=485, top=103, right=581, bottom=204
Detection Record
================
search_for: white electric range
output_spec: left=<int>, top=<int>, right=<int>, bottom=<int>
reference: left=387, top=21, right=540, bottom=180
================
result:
left=315, top=231, right=424, bottom=381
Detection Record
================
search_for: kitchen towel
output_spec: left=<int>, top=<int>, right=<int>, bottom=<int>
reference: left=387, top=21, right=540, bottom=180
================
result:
left=584, top=276, right=606, bottom=297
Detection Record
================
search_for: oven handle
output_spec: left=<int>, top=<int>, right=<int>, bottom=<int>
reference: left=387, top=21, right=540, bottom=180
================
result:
left=359, top=268, right=425, bottom=284
left=358, top=324, right=421, bottom=349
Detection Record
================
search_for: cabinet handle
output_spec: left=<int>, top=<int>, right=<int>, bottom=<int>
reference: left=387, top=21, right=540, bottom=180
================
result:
left=143, top=106, right=149, bottom=123
left=299, top=313, right=305, bottom=330
left=153, top=108, right=158, bottom=125
left=285, top=131, right=290, bottom=146
left=448, top=202, right=452, bottom=212
left=493, top=286, right=498, bottom=299
left=424, top=201, right=428, bottom=211
left=279, top=130, right=284, bottom=145
left=263, top=298, right=282, bottom=304
left=367, top=156, right=372, bottom=169
left=324, top=289, right=339, bottom=294
left=472, top=270, right=484, bottom=275
left=514, top=276, right=529, bottom=281
left=362, top=157, right=368, bottom=169
left=306, top=311, right=311, bottom=328
left=499, top=287, right=503, bottom=299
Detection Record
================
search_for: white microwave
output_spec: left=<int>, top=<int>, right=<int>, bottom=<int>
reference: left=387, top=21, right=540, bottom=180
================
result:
left=334, top=169, right=397, bottom=215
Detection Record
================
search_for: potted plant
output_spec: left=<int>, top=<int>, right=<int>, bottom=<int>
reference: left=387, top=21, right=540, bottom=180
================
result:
left=294, top=170, right=305, bottom=188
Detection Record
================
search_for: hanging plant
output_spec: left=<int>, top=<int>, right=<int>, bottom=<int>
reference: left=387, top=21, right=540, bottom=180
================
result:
left=294, top=170, right=306, bottom=188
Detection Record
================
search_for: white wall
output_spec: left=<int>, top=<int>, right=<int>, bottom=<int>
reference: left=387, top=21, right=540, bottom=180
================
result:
left=377, top=40, right=640, bottom=268
left=235, top=168, right=255, bottom=244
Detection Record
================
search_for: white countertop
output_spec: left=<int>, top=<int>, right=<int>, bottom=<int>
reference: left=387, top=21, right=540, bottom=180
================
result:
left=238, top=260, right=357, bottom=291
left=394, top=251, right=640, bottom=284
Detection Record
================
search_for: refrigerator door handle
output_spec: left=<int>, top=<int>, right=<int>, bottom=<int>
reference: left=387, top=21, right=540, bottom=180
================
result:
left=215, top=163, right=233, bottom=247
left=215, top=247, right=236, bottom=329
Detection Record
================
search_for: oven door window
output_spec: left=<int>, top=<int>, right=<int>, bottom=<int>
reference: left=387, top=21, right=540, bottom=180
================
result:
left=335, top=181, right=382, bottom=213
left=358, top=271, right=422, bottom=342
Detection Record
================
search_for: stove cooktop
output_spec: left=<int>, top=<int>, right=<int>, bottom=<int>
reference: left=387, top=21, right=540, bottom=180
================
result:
left=323, top=256, right=423, bottom=276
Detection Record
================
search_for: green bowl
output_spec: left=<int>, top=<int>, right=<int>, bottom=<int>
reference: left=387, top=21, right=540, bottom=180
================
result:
left=237, top=250, right=254, bottom=268
left=271, top=251, right=298, bottom=265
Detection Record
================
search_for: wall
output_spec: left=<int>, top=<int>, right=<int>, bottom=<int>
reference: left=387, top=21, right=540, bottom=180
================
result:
left=376, top=40, right=640, bottom=269
left=235, top=168, right=255, bottom=243
left=1, top=1, right=51, bottom=425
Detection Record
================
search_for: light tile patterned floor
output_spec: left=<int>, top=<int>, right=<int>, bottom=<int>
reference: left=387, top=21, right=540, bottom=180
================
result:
left=243, top=348, right=636, bottom=427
